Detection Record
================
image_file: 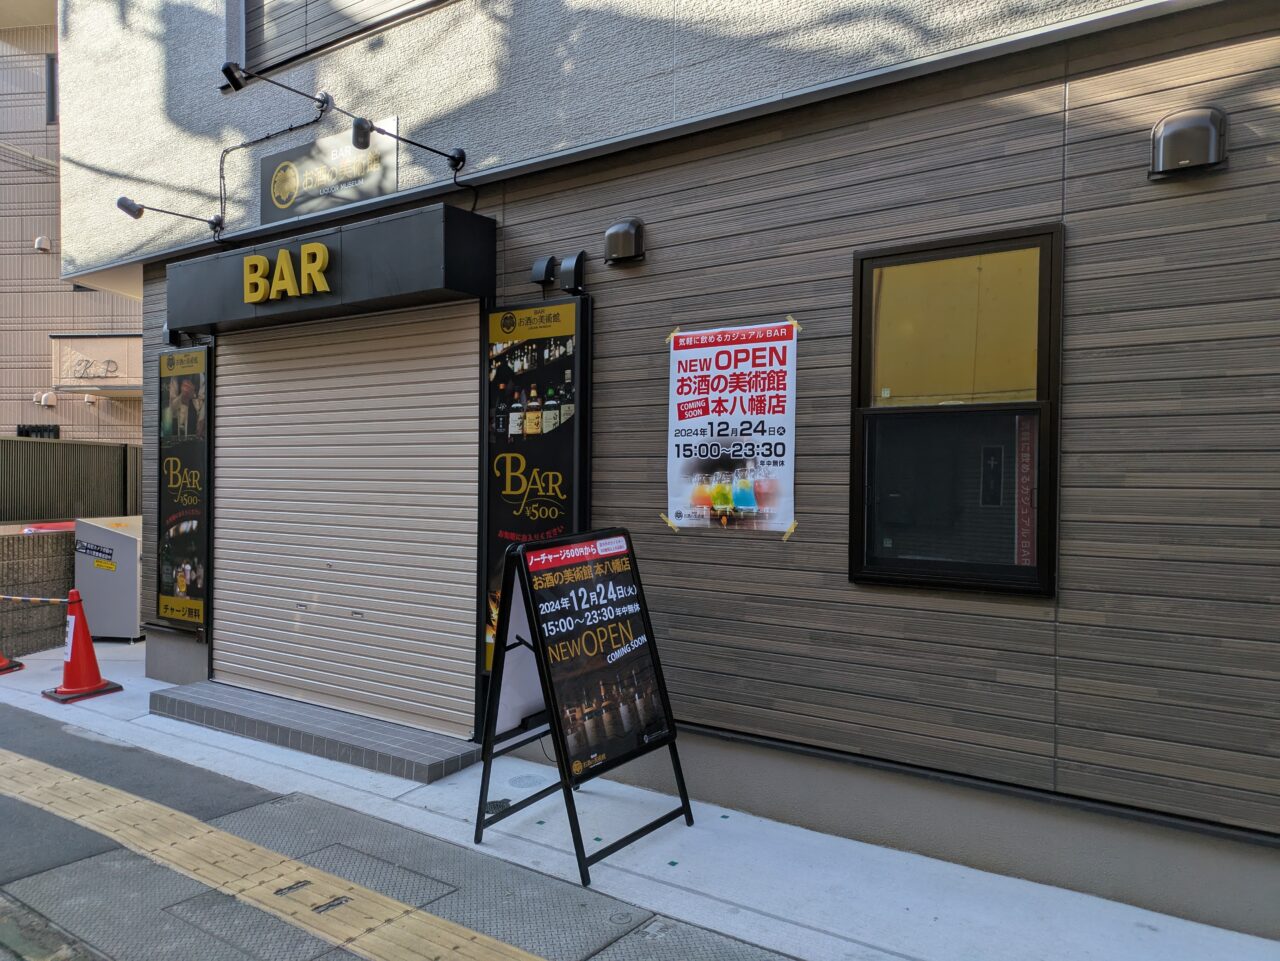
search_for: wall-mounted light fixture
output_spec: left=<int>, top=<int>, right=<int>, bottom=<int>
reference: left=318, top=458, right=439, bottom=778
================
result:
left=1150, top=106, right=1228, bottom=179
left=531, top=255, right=558, bottom=288
left=604, top=218, right=645, bottom=264
left=346, top=114, right=465, bottom=171
left=559, top=251, right=586, bottom=295
left=117, top=196, right=224, bottom=235
left=221, top=62, right=331, bottom=111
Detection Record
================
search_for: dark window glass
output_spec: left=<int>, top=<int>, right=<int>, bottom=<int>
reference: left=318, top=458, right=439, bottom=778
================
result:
left=245, top=0, right=446, bottom=73
left=863, top=408, right=1040, bottom=587
left=45, top=55, right=57, bottom=125
left=18, top=425, right=60, bottom=439
left=851, top=229, right=1059, bottom=595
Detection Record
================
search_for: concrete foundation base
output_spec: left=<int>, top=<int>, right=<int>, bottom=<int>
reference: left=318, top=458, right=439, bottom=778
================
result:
left=524, top=728, right=1279, bottom=939
left=142, top=624, right=207, bottom=685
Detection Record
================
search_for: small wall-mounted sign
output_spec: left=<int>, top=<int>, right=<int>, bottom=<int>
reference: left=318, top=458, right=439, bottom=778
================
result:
left=259, top=117, right=398, bottom=226
left=50, top=334, right=143, bottom=396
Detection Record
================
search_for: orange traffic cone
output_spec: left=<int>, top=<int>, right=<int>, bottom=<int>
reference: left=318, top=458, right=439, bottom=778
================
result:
left=42, top=589, right=122, bottom=703
left=0, top=649, right=21, bottom=675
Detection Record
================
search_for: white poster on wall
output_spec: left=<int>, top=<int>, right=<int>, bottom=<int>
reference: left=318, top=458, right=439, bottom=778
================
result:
left=666, top=320, right=797, bottom=532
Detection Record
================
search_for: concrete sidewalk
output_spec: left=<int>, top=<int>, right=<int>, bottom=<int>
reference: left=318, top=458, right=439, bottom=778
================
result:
left=0, top=704, right=783, bottom=961
left=0, top=642, right=1275, bottom=961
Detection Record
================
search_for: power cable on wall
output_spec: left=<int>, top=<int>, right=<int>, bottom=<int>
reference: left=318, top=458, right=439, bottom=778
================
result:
left=218, top=107, right=328, bottom=241
left=0, top=139, right=57, bottom=173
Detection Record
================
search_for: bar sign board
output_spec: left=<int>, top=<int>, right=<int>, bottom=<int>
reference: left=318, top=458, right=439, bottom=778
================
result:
left=525, top=532, right=673, bottom=781
left=260, top=118, right=398, bottom=225
left=474, top=528, right=691, bottom=886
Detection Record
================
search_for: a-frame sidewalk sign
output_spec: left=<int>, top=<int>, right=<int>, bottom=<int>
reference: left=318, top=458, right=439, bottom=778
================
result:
left=473, top=527, right=694, bottom=886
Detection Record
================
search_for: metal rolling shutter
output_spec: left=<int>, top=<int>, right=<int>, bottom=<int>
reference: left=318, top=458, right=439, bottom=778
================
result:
left=212, top=304, right=479, bottom=738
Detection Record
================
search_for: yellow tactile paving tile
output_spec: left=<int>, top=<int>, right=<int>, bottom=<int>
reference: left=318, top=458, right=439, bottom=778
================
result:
left=0, top=748, right=547, bottom=961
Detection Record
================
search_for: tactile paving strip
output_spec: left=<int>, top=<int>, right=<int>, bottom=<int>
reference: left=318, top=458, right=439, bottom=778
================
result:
left=0, top=748, right=544, bottom=961
left=166, top=890, right=340, bottom=961
left=213, top=795, right=651, bottom=961
left=298, top=846, right=454, bottom=908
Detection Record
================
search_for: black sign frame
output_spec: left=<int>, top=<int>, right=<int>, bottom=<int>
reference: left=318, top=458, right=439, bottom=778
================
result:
left=156, top=344, right=212, bottom=636
left=474, top=528, right=693, bottom=886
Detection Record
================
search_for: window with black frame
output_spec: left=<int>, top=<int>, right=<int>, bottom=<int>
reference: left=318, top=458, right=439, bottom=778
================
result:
left=244, top=0, right=446, bottom=73
left=850, top=227, right=1060, bottom=595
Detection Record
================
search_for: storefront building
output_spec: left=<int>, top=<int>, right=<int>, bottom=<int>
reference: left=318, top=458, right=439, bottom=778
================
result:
left=58, top=0, right=1277, bottom=937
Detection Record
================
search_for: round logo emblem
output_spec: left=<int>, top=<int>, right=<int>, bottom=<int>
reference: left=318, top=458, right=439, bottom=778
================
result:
left=500, top=312, right=517, bottom=335
left=270, top=161, right=300, bottom=209
left=166, top=355, right=175, bottom=370
left=571, top=760, right=584, bottom=776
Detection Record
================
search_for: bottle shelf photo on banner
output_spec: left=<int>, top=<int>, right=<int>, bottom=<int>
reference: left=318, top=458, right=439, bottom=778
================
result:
left=667, top=319, right=798, bottom=533
left=157, top=345, right=211, bottom=631
left=474, top=528, right=693, bottom=887
left=482, top=297, right=591, bottom=674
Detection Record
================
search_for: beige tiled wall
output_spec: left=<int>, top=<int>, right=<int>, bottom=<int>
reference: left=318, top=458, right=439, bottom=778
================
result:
left=0, top=25, right=141, bottom=443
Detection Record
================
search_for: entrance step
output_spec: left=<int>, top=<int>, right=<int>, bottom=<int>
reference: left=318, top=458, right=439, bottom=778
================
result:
left=150, top=681, right=480, bottom=784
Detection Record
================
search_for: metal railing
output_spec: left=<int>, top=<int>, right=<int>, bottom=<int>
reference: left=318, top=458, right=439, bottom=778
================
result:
left=0, top=437, right=142, bottom=523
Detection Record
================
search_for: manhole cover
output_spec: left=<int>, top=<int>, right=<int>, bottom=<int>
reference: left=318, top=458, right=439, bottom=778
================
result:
left=509, top=774, right=547, bottom=789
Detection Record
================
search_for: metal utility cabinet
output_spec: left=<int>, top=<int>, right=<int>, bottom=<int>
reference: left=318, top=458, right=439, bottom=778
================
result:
left=74, top=516, right=143, bottom=642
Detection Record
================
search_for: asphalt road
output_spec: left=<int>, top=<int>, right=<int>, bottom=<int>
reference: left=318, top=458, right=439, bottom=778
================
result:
left=0, top=702, right=277, bottom=886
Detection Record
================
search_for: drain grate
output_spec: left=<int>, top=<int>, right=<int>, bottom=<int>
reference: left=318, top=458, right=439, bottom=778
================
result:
left=508, top=774, right=547, bottom=789
left=485, top=799, right=512, bottom=816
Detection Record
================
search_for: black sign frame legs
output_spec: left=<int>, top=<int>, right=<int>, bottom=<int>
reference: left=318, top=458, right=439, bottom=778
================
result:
left=473, top=558, right=562, bottom=845
left=474, top=634, right=694, bottom=887
left=573, top=742, right=693, bottom=886
left=672, top=742, right=695, bottom=828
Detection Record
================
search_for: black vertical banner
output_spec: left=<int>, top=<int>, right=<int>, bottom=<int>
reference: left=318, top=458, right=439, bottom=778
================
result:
left=157, top=346, right=210, bottom=629
left=483, top=297, right=590, bottom=671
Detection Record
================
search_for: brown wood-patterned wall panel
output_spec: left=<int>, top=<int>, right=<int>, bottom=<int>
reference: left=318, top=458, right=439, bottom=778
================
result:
left=490, top=2, right=1279, bottom=832
left=495, top=45, right=1073, bottom=794
left=1055, top=6, right=1280, bottom=832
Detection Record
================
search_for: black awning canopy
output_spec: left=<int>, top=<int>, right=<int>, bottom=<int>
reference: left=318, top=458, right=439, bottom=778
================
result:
left=166, top=204, right=495, bottom=335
